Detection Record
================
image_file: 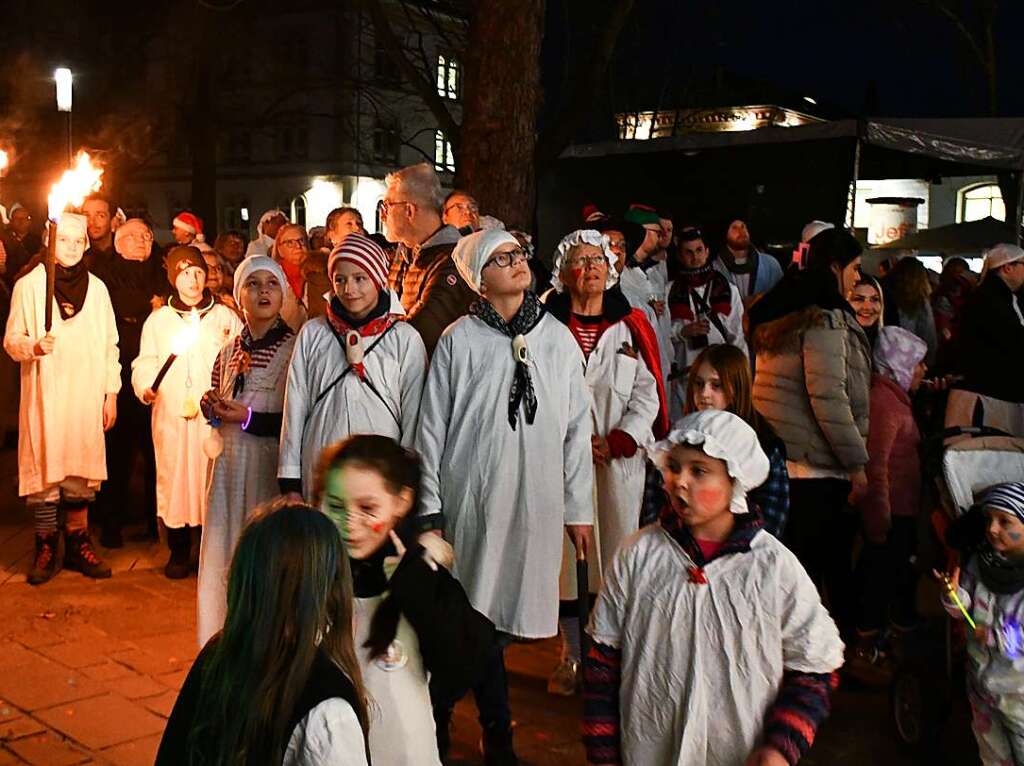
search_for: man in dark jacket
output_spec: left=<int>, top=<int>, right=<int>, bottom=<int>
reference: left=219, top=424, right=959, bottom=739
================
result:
left=91, top=218, right=165, bottom=546
left=957, top=243, right=1024, bottom=403
left=383, top=162, right=472, bottom=355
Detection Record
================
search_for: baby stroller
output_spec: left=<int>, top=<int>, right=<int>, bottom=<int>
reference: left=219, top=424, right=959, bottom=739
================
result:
left=889, top=389, right=1024, bottom=754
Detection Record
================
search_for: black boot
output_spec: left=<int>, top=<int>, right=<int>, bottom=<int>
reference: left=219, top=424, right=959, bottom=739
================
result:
left=64, top=529, right=112, bottom=579
left=165, top=526, right=191, bottom=579
left=27, top=532, right=63, bottom=585
left=482, top=723, right=518, bottom=766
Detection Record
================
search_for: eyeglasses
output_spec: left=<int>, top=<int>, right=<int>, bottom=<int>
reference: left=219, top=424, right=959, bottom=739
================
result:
left=565, top=255, right=607, bottom=268
left=279, top=237, right=307, bottom=248
left=484, top=248, right=530, bottom=269
left=380, top=199, right=415, bottom=217
left=606, top=237, right=626, bottom=250
left=122, top=232, right=154, bottom=243
left=445, top=202, right=478, bottom=215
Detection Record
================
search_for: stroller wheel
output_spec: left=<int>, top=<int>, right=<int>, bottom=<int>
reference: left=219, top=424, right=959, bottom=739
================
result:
left=891, top=667, right=945, bottom=751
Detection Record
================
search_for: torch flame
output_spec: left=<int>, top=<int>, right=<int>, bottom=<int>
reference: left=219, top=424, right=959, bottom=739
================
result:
left=171, top=309, right=202, bottom=355
left=47, top=151, right=103, bottom=221
left=0, top=149, right=8, bottom=173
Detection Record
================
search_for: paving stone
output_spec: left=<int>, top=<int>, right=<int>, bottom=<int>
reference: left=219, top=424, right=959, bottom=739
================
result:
left=141, top=690, right=177, bottom=719
left=128, top=630, right=198, bottom=669
left=0, top=660, right=104, bottom=712
left=35, top=694, right=165, bottom=750
left=108, top=648, right=188, bottom=677
left=99, top=734, right=162, bottom=766
left=0, top=716, right=45, bottom=739
left=104, top=673, right=166, bottom=701
left=0, top=702, right=20, bottom=723
left=78, top=662, right=132, bottom=683
left=6, top=733, right=90, bottom=766
left=0, top=643, right=39, bottom=672
left=0, top=746, right=25, bottom=764
left=35, top=643, right=108, bottom=670
left=152, top=669, right=188, bottom=691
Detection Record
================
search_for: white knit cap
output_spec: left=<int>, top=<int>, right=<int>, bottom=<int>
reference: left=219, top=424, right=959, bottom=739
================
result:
left=650, top=410, right=770, bottom=515
left=452, top=229, right=520, bottom=294
left=549, top=229, right=619, bottom=293
left=232, top=254, right=289, bottom=306
left=801, top=220, right=835, bottom=243
left=983, top=243, right=1024, bottom=274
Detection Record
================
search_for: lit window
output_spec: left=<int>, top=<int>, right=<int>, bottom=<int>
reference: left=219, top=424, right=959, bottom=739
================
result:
left=958, top=183, right=1005, bottom=223
left=434, top=130, right=454, bottom=172
left=436, top=54, right=460, bottom=100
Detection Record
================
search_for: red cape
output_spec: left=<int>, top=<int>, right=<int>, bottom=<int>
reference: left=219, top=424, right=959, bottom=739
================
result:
left=622, top=308, right=670, bottom=439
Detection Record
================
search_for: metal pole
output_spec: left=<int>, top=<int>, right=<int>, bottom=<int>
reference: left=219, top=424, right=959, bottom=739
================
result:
left=66, top=112, right=72, bottom=167
left=847, top=137, right=862, bottom=230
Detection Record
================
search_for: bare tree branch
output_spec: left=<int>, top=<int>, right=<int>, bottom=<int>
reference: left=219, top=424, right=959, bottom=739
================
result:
left=361, top=0, right=462, bottom=151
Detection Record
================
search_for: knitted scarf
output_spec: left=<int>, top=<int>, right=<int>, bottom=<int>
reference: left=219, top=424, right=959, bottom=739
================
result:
left=469, top=291, right=544, bottom=430
left=325, top=293, right=395, bottom=337
left=978, top=548, right=1024, bottom=595
left=226, top=318, right=293, bottom=398
left=668, top=264, right=733, bottom=322
left=54, top=260, right=90, bottom=320
left=717, top=249, right=758, bottom=276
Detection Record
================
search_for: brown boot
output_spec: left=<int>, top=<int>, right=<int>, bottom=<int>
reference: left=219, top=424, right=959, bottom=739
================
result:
left=27, top=532, right=63, bottom=585
left=63, top=529, right=112, bottom=579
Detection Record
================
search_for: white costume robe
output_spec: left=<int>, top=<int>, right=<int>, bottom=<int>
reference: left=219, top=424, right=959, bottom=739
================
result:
left=132, top=303, right=242, bottom=528
left=589, top=526, right=844, bottom=766
left=618, top=266, right=673, bottom=386
left=558, top=318, right=659, bottom=596
left=4, top=264, right=121, bottom=495
left=197, top=327, right=296, bottom=645
left=354, top=595, right=441, bottom=766
left=667, top=280, right=748, bottom=418
left=416, top=313, right=594, bottom=639
left=278, top=304, right=426, bottom=497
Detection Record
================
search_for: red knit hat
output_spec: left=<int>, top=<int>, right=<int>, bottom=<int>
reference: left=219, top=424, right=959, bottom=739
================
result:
left=327, top=233, right=389, bottom=292
left=172, top=211, right=204, bottom=238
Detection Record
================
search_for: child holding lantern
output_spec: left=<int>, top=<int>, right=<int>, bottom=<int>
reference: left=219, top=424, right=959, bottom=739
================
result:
left=940, top=483, right=1024, bottom=766
left=196, top=255, right=297, bottom=644
left=583, top=409, right=844, bottom=766
left=278, top=233, right=426, bottom=499
left=4, top=212, right=120, bottom=584
left=132, top=246, right=241, bottom=579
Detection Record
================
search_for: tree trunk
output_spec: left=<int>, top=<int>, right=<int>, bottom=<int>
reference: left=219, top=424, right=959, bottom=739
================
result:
left=457, top=0, right=543, bottom=230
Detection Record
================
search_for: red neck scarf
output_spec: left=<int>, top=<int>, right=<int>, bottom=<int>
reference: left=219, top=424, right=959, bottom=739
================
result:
left=668, top=265, right=733, bottom=322
left=279, top=258, right=305, bottom=300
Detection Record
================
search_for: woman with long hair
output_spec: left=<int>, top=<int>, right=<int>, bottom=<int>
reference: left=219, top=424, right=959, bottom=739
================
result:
left=847, top=275, right=885, bottom=350
left=887, top=256, right=937, bottom=366
left=684, top=343, right=789, bottom=537
left=156, top=501, right=370, bottom=765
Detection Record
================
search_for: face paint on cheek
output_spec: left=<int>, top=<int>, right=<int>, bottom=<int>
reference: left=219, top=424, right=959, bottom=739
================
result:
left=571, top=267, right=583, bottom=285
left=1009, top=531, right=1023, bottom=541
left=371, top=521, right=384, bottom=534
left=695, top=487, right=727, bottom=509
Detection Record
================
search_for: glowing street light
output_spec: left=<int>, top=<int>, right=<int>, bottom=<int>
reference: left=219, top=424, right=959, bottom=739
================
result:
left=55, top=68, right=73, bottom=112
left=55, top=68, right=73, bottom=166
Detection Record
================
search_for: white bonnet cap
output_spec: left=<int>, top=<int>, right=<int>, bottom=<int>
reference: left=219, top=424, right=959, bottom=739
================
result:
left=650, top=409, right=770, bottom=515
left=549, top=229, right=619, bottom=293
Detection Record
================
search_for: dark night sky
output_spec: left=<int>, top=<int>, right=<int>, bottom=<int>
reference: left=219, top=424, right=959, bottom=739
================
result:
left=579, top=0, right=1024, bottom=119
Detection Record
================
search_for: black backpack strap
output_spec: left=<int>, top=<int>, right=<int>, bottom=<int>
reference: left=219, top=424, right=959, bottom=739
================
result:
left=311, top=321, right=400, bottom=412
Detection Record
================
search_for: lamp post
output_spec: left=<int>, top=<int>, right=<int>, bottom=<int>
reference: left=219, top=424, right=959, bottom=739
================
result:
left=55, top=67, right=72, bottom=167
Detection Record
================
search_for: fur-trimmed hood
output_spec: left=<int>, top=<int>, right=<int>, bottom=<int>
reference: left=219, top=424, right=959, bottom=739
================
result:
left=754, top=305, right=865, bottom=355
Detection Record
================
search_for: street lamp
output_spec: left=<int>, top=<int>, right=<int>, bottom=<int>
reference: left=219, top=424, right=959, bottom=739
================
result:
left=55, top=67, right=72, bottom=166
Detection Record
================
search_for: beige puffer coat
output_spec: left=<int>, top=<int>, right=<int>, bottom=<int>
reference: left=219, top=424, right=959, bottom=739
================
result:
left=752, top=306, right=871, bottom=472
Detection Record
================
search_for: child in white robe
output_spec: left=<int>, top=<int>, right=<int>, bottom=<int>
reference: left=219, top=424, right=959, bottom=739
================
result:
left=132, top=246, right=241, bottom=578
left=584, top=410, right=843, bottom=766
left=4, top=212, right=120, bottom=584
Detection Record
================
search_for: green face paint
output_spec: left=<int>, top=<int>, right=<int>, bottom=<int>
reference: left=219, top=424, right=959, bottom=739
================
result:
left=322, top=467, right=350, bottom=542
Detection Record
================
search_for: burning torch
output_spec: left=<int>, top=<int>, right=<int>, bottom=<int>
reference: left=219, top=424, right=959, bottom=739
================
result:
left=45, top=152, right=103, bottom=333
left=150, top=309, right=201, bottom=393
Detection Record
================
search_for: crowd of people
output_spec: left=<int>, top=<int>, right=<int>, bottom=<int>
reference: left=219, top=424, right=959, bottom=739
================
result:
left=3, top=158, right=1024, bottom=765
